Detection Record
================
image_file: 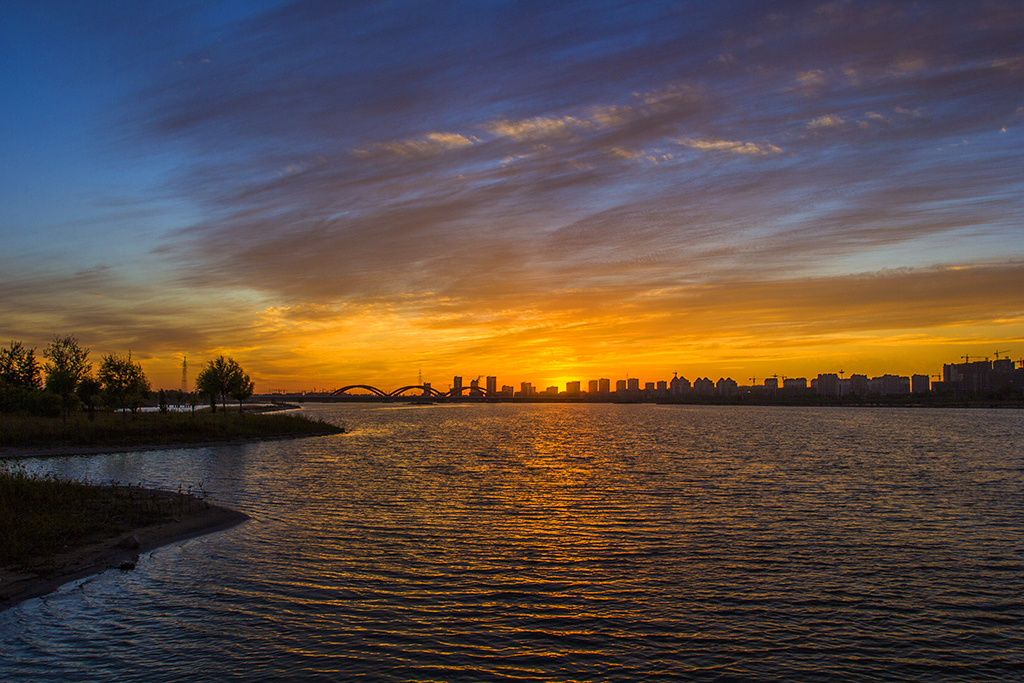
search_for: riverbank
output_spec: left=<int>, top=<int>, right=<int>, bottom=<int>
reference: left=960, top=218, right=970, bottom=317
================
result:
left=0, top=500, right=247, bottom=611
left=0, top=409, right=339, bottom=608
left=0, top=469, right=249, bottom=611
left=0, top=408, right=344, bottom=457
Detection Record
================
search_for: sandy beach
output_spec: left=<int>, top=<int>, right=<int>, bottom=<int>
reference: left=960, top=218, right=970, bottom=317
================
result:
left=0, top=499, right=248, bottom=611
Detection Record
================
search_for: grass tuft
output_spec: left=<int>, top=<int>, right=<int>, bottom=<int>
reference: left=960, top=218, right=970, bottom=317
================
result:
left=0, top=465, right=207, bottom=569
left=0, top=409, right=344, bottom=450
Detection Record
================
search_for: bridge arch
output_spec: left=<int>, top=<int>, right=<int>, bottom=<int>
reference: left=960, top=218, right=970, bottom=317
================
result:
left=389, top=385, right=447, bottom=398
left=331, top=384, right=388, bottom=397
left=447, top=386, right=492, bottom=397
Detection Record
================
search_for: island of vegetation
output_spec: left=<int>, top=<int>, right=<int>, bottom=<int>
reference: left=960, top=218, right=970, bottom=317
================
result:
left=0, top=336, right=343, bottom=610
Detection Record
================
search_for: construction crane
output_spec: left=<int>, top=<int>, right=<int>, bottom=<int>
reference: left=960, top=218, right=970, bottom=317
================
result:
left=961, top=354, right=971, bottom=363
left=993, top=350, right=1009, bottom=360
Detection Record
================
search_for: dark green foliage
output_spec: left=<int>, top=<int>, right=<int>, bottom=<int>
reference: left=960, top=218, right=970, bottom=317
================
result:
left=76, top=377, right=101, bottom=421
left=0, top=386, right=61, bottom=417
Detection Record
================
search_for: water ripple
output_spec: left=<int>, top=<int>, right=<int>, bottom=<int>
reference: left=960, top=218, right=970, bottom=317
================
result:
left=3, top=404, right=1023, bottom=681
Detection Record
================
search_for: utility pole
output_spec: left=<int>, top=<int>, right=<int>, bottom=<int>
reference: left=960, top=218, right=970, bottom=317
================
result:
left=179, top=354, right=188, bottom=409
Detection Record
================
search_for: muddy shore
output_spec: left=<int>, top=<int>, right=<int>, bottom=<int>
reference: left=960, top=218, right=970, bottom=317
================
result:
left=1, top=499, right=248, bottom=611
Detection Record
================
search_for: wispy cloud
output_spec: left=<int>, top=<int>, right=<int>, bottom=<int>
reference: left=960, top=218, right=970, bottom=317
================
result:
left=356, top=132, right=479, bottom=158
left=807, top=114, right=845, bottom=129
left=677, top=137, right=782, bottom=155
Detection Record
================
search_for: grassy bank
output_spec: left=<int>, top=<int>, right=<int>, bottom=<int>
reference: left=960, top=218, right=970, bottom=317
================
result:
left=0, top=466, right=207, bottom=570
left=0, top=409, right=344, bottom=451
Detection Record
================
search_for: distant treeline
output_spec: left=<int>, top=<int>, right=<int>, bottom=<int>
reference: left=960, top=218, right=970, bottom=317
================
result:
left=0, top=336, right=254, bottom=419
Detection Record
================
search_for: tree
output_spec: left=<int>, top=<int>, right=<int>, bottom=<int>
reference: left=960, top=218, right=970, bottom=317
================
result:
left=76, top=377, right=102, bottom=421
left=43, top=335, right=91, bottom=422
left=229, top=369, right=255, bottom=414
left=196, top=357, right=228, bottom=414
left=0, top=341, right=42, bottom=390
left=196, top=356, right=251, bottom=414
left=98, top=352, right=151, bottom=419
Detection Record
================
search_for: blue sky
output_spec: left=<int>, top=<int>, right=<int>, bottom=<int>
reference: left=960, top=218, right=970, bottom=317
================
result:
left=2, top=1, right=1022, bottom=389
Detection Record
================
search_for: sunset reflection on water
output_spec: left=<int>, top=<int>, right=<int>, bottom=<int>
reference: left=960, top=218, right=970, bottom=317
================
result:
left=4, top=404, right=1023, bottom=681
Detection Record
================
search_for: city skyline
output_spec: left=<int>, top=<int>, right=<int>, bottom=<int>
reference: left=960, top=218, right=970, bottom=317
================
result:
left=298, top=352, right=1022, bottom=399
left=2, top=2, right=1023, bottom=391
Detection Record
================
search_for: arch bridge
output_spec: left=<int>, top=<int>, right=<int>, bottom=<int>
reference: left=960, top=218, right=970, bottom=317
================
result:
left=331, top=384, right=492, bottom=398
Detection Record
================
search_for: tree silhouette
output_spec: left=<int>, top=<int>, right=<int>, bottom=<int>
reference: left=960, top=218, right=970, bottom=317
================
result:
left=43, top=335, right=91, bottom=422
left=229, top=369, right=255, bottom=414
left=76, top=377, right=101, bottom=421
left=196, top=356, right=252, bottom=414
left=98, top=352, right=150, bottom=419
left=0, top=341, right=41, bottom=390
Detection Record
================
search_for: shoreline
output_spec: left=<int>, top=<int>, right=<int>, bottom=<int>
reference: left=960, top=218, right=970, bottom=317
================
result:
left=0, top=431, right=337, bottom=460
left=0, top=498, right=249, bottom=611
left=0, top=406, right=344, bottom=460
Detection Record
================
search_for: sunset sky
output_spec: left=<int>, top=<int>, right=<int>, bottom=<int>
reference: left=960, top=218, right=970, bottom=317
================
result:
left=2, top=1, right=1022, bottom=392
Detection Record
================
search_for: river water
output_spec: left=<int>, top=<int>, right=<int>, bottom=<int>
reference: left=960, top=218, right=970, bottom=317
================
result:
left=2, top=403, right=1022, bottom=681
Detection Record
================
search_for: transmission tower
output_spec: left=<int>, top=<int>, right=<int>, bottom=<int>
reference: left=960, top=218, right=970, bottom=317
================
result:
left=180, top=354, right=188, bottom=395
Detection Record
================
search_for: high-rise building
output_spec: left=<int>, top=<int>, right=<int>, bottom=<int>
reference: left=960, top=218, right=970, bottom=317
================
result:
left=616, top=379, right=627, bottom=393
left=566, top=381, right=581, bottom=396
left=627, top=377, right=639, bottom=391
left=670, top=375, right=691, bottom=394
left=693, top=377, right=714, bottom=395
left=656, top=380, right=667, bottom=392
left=519, top=382, right=534, bottom=397
left=716, top=377, right=738, bottom=396
left=869, top=374, right=910, bottom=395
left=815, top=373, right=840, bottom=396
left=453, top=376, right=463, bottom=396
left=588, top=379, right=599, bottom=394
left=911, top=374, right=930, bottom=393
left=486, top=376, right=497, bottom=395
left=994, top=358, right=1014, bottom=374
left=598, top=378, right=610, bottom=394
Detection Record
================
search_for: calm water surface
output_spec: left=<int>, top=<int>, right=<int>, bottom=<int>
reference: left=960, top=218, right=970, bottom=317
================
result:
left=2, top=404, right=1022, bottom=681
